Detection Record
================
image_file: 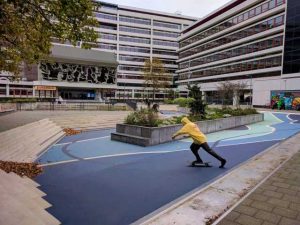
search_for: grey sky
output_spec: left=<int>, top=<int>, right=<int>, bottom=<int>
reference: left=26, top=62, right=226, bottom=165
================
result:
left=102, top=0, right=233, bottom=18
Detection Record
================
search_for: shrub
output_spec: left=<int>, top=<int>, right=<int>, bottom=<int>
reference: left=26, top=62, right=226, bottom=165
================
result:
left=124, top=108, right=162, bottom=127
left=214, top=107, right=258, bottom=116
left=173, top=97, right=195, bottom=107
left=163, top=99, right=174, bottom=104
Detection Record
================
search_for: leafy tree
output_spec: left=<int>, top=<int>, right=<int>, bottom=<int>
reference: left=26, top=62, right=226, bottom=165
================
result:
left=217, top=81, right=247, bottom=108
left=0, top=0, right=99, bottom=75
left=143, top=58, right=171, bottom=101
left=187, top=84, right=206, bottom=117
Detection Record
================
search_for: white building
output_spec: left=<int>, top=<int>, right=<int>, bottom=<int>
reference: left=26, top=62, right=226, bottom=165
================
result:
left=177, top=0, right=300, bottom=108
left=0, top=1, right=196, bottom=101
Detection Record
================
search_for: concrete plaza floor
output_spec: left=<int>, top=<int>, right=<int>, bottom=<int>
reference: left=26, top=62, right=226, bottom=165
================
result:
left=217, top=151, right=300, bottom=225
left=34, top=111, right=300, bottom=225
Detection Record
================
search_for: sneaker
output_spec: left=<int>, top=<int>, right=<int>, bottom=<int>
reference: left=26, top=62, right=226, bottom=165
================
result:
left=219, top=159, right=227, bottom=168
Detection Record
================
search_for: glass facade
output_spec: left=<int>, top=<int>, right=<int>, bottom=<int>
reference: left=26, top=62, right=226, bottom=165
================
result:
left=153, top=20, right=181, bottom=30
left=152, top=49, right=178, bottom=56
left=153, top=30, right=180, bottom=38
left=153, top=39, right=179, bottom=47
left=178, top=56, right=282, bottom=80
left=119, top=45, right=150, bottom=53
left=119, top=26, right=151, bottom=35
left=119, top=35, right=151, bottom=44
left=283, top=0, right=300, bottom=74
left=179, top=36, right=283, bottom=69
left=119, top=16, right=151, bottom=25
left=180, top=0, right=285, bottom=48
left=180, top=15, right=285, bottom=59
left=94, top=12, right=117, bottom=21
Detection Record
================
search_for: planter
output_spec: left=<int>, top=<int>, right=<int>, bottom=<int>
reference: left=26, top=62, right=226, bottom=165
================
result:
left=111, top=113, right=264, bottom=146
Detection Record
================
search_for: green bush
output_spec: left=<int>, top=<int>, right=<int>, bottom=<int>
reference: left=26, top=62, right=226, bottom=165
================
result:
left=125, top=108, right=162, bottom=127
left=214, top=107, right=258, bottom=116
left=173, top=97, right=195, bottom=107
left=0, top=98, right=37, bottom=103
left=163, top=99, right=174, bottom=104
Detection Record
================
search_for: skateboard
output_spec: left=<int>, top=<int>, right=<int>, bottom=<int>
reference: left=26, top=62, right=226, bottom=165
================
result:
left=189, top=161, right=212, bottom=167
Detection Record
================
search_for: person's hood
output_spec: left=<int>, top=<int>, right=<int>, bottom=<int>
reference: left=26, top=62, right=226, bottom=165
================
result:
left=181, top=117, right=191, bottom=125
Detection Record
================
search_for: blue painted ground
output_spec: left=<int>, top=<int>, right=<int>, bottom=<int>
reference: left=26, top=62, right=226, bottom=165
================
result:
left=35, top=112, right=300, bottom=225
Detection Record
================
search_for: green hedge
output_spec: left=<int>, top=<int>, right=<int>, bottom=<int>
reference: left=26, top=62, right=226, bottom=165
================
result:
left=0, top=98, right=37, bottom=103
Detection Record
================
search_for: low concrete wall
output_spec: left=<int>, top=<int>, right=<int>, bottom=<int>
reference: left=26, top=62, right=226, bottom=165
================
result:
left=15, top=102, right=128, bottom=111
left=0, top=103, right=17, bottom=113
left=111, top=113, right=264, bottom=146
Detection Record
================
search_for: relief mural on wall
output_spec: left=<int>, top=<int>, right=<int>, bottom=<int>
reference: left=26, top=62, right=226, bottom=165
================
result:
left=40, top=62, right=116, bottom=84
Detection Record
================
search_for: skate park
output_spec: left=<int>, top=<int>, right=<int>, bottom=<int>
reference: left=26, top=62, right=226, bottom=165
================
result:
left=33, top=111, right=300, bottom=225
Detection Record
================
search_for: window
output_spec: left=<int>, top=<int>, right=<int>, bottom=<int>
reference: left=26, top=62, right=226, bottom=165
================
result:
left=262, top=3, right=269, bottom=12
left=249, top=9, right=255, bottom=18
left=269, top=0, right=276, bottom=9
left=255, top=6, right=262, bottom=15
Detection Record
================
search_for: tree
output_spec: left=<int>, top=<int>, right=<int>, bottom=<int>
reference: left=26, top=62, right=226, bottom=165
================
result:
left=217, top=81, right=247, bottom=108
left=143, top=58, right=171, bottom=101
left=0, top=0, right=99, bottom=76
left=187, top=84, right=206, bottom=117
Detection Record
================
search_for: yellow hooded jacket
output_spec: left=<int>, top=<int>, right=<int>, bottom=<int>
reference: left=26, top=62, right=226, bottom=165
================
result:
left=173, top=117, right=207, bottom=144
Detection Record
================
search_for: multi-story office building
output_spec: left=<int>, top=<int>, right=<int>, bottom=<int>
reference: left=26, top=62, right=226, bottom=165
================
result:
left=93, top=1, right=196, bottom=100
left=177, top=0, right=300, bottom=107
left=0, top=1, right=196, bottom=101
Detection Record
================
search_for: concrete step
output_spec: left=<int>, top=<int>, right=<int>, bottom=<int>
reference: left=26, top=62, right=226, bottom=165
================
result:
left=0, top=119, right=51, bottom=139
left=111, top=132, right=150, bottom=147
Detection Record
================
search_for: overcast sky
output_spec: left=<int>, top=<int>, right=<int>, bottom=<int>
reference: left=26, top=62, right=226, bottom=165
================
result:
left=102, top=0, right=233, bottom=18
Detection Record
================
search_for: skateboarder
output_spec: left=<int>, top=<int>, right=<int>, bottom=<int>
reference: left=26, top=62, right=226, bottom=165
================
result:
left=172, top=117, right=227, bottom=168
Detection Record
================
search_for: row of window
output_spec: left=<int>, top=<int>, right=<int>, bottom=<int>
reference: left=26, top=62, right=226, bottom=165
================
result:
left=117, top=74, right=172, bottom=81
left=119, top=45, right=150, bottom=53
left=180, top=0, right=285, bottom=48
left=153, top=20, right=181, bottom=30
left=178, top=56, right=282, bottom=80
left=119, top=15, right=151, bottom=25
left=99, top=33, right=117, bottom=40
left=153, top=39, right=179, bottom=47
left=94, top=12, right=117, bottom=21
left=119, top=26, right=151, bottom=35
left=100, top=23, right=117, bottom=31
left=152, top=49, right=178, bottom=56
left=180, top=15, right=285, bottom=59
left=119, top=55, right=177, bottom=65
left=95, top=43, right=178, bottom=57
left=179, top=36, right=283, bottom=69
left=119, top=65, right=176, bottom=74
left=120, top=35, right=151, bottom=44
left=153, top=30, right=180, bottom=38
left=94, top=43, right=117, bottom=50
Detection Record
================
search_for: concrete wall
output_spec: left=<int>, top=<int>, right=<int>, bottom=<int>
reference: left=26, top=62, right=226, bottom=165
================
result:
left=0, top=103, right=17, bottom=113
left=111, top=113, right=264, bottom=146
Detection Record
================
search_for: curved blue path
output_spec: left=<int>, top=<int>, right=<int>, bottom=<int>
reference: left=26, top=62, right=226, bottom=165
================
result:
left=35, top=112, right=300, bottom=225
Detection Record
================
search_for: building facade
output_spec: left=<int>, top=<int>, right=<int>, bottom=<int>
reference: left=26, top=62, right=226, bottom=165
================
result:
left=177, top=0, right=300, bottom=107
left=0, top=1, right=196, bottom=101
left=92, top=1, right=196, bottom=100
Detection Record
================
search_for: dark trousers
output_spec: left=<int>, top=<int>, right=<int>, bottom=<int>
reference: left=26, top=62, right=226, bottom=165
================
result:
left=190, top=142, right=225, bottom=162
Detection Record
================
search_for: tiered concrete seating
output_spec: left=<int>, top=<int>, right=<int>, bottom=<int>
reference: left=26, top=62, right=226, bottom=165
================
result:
left=50, top=111, right=129, bottom=130
left=0, top=170, right=60, bottom=225
left=0, top=119, right=64, bottom=163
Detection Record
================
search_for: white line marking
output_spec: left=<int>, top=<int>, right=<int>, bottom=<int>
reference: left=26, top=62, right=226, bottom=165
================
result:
left=217, top=138, right=284, bottom=147
left=54, top=136, right=110, bottom=146
left=40, top=149, right=189, bottom=167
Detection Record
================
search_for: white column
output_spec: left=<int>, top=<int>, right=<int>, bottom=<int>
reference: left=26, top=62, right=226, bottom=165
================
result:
left=6, top=84, right=9, bottom=96
left=233, top=90, right=239, bottom=107
left=132, top=89, right=135, bottom=99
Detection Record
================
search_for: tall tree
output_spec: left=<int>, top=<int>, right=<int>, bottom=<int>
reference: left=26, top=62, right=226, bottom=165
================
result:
left=0, top=0, right=99, bottom=75
left=187, top=84, right=206, bottom=117
left=217, top=81, right=247, bottom=108
left=143, top=58, right=171, bottom=101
